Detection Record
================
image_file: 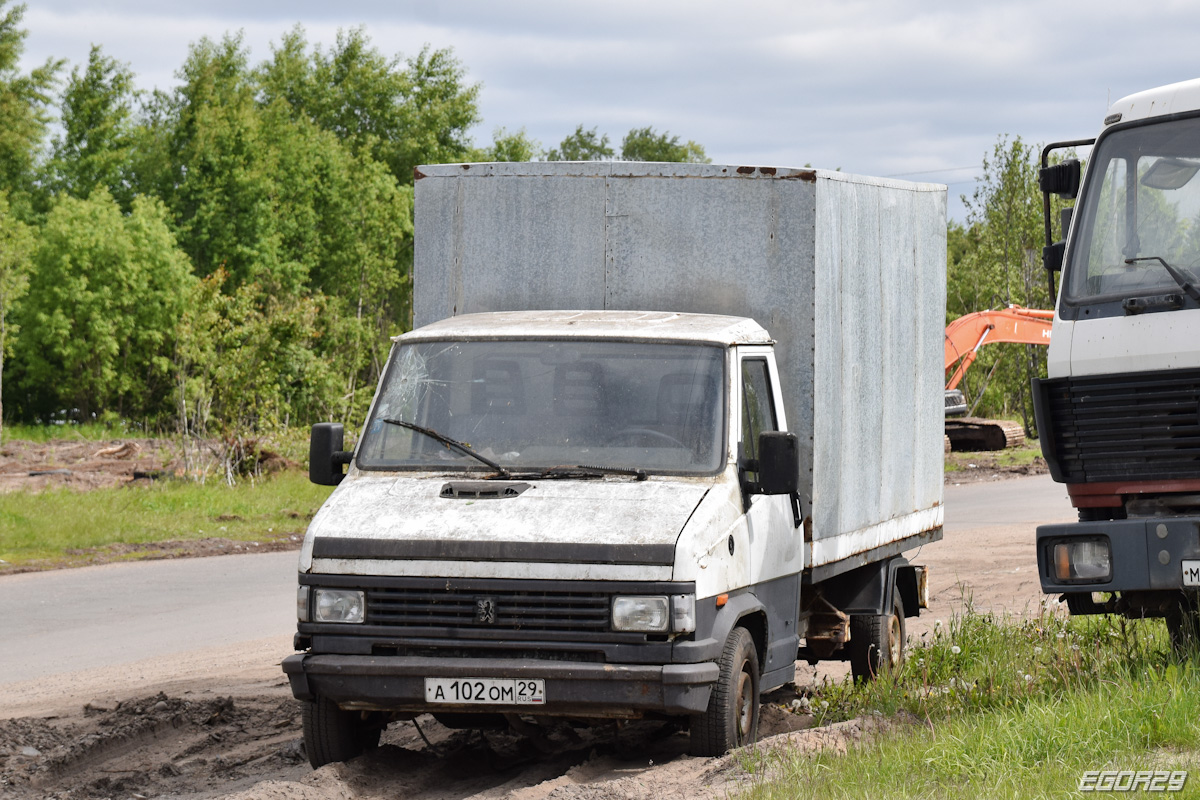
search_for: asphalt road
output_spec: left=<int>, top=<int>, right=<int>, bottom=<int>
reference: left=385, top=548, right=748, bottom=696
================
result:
left=0, top=474, right=1078, bottom=688
left=0, top=549, right=299, bottom=685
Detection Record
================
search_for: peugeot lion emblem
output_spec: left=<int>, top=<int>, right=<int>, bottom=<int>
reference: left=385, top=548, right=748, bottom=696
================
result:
left=475, top=597, right=497, bottom=624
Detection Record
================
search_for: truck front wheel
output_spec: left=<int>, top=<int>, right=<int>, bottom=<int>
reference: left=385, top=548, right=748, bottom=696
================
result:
left=688, top=626, right=760, bottom=756
left=302, top=695, right=383, bottom=768
left=850, top=588, right=905, bottom=682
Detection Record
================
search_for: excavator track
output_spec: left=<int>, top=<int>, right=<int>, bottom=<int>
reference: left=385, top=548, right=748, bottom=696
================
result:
left=944, top=418, right=1025, bottom=452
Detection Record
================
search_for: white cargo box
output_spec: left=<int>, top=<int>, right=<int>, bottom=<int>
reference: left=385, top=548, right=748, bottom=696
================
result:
left=413, top=162, right=945, bottom=573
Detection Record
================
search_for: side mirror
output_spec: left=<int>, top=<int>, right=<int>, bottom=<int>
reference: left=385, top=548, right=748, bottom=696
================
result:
left=1043, top=241, right=1065, bottom=273
left=310, top=422, right=354, bottom=486
left=1039, top=159, right=1081, bottom=199
left=756, top=431, right=800, bottom=496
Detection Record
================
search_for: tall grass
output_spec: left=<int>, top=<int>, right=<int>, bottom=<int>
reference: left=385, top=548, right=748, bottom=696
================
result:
left=739, top=608, right=1200, bottom=799
left=0, top=470, right=333, bottom=566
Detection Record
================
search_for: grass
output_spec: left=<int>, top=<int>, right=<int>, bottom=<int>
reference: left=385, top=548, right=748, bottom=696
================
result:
left=1, top=421, right=135, bottom=443
left=945, top=437, right=1045, bottom=474
left=738, top=608, right=1200, bottom=799
left=0, top=469, right=334, bottom=567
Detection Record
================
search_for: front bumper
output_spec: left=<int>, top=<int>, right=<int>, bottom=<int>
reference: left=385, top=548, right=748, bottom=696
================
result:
left=1037, top=518, right=1200, bottom=595
left=282, top=654, right=718, bottom=718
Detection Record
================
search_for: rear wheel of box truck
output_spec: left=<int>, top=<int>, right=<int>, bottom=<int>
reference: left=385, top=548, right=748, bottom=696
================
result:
left=849, top=588, right=905, bottom=682
left=688, top=626, right=760, bottom=756
left=302, top=695, right=383, bottom=768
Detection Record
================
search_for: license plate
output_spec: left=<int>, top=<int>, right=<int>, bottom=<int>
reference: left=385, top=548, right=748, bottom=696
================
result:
left=1183, top=560, right=1200, bottom=587
left=424, top=677, right=545, bottom=705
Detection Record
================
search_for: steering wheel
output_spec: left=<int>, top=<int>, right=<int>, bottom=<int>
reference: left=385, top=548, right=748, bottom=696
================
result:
left=610, top=427, right=687, bottom=448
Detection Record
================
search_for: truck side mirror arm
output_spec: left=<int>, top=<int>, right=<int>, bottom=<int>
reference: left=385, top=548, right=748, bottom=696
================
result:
left=310, top=422, right=354, bottom=486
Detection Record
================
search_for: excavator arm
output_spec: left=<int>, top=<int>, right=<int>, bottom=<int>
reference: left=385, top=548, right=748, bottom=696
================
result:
left=945, top=306, right=1054, bottom=391
left=943, top=306, right=1053, bottom=451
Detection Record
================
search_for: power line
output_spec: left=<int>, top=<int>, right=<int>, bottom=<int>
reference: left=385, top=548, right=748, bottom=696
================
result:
left=884, top=166, right=980, bottom=178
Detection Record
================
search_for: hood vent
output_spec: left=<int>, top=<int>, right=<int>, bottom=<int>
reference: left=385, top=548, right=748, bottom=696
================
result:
left=440, top=481, right=531, bottom=499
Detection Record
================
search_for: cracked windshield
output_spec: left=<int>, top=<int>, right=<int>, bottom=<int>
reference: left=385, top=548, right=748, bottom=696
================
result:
left=1068, top=116, right=1200, bottom=303
left=358, top=340, right=725, bottom=474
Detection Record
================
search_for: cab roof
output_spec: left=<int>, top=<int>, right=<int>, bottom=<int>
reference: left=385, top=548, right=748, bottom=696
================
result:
left=395, top=310, right=772, bottom=346
left=1108, top=78, right=1200, bottom=125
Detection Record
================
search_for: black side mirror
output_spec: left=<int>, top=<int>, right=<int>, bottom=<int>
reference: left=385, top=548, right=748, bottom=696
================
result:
left=1043, top=241, right=1065, bottom=273
left=756, top=431, right=800, bottom=496
left=1039, top=159, right=1081, bottom=199
left=310, top=422, right=354, bottom=486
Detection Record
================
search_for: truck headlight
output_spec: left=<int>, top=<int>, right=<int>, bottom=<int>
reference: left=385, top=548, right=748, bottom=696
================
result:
left=313, top=589, right=366, bottom=623
left=612, top=596, right=669, bottom=632
left=1052, top=539, right=1112, bottom=583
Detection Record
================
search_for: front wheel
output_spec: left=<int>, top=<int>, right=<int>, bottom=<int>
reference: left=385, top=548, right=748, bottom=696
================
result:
left=849, top=588, right=905, bottom=682
left=302, top=695, right=383, bottom=768
left=688, top=626, right=760, bottom=756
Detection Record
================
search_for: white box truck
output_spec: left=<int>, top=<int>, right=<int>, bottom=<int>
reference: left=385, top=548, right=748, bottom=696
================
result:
left=284, top=162, right=946, bottom=766
left=1034, top=79, right=1200, bottom=648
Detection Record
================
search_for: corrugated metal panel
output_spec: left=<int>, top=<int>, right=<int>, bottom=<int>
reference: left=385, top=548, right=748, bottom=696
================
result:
left=413, top=163, right=945, bottom=567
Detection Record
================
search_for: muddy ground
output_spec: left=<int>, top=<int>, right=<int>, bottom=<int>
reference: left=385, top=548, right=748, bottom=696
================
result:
left=0, top=683, right=885, bottom=800
left=0, top=439, right=1053, bottom=798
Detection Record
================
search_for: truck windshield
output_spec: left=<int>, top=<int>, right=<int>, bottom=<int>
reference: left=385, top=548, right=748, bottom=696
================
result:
left=357, top=339, right=726, bottom=475
left=1066, top=115, right=1200, bottom=305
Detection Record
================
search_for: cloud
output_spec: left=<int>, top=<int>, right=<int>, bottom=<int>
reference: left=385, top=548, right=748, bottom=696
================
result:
left=18, top=0, right=1200, bottom=221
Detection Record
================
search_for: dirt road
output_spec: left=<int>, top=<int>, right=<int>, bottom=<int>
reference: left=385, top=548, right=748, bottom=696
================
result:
left=0, top=475, right=1076, bottom=799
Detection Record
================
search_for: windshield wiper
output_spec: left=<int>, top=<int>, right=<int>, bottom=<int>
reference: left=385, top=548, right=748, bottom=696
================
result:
left=540, top=464, right=648, bottom=481
left=380, top=418, right=511, bottom=477
left=1124, top=256, right=1200, bottom=302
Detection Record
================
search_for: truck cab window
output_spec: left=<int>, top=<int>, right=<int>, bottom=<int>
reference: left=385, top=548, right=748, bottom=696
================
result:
left=1066, top=115, right=1200, bottom=305
left=740, top=357, right=777, bottom=483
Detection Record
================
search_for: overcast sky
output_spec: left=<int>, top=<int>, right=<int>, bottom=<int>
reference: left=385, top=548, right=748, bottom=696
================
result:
left=17, top=1, right=1200, bottom=221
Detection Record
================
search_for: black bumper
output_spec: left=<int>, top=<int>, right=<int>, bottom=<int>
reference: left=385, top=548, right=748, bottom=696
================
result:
left=1037, top=518, right=1200, bottom=595
left=282, top=654, right=718, bottom=718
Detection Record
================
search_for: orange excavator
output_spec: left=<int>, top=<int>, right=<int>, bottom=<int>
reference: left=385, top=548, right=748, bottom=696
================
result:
left=944, top=306, right=1054, bottom=451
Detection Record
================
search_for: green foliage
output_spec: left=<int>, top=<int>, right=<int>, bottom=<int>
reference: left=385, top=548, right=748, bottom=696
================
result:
left=0, top=2, right=61, bottom=215
left=12, top=190, right=194, bottom=422
left=46, top=46, right=138, bottom=207
left=620, top=126, right=710, bottom=163
left=259, top=27, right=480, bottom=184
left=0, top=190, right=30, bottom=436
left=547, top=123, right=711, bottom=164
left=546, top=124, right=614, bottom=161
left=949, top=136, right=1076, bottom=431
left=467, top=127, right=543, bottom=162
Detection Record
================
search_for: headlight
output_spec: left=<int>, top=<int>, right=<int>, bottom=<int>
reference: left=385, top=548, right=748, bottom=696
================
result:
left=313, top=589, right=366, bottom=623
left=612, top=596, right=669, bottom=632
left=297, top=585, right=310, bottom=622
left=1052, top=539, right=1112, bottom=583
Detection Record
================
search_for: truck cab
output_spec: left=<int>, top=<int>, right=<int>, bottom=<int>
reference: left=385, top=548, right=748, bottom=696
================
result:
left=286, top=311, right=807, bottom=762
left=1035, top=79, right=1200, bottom=642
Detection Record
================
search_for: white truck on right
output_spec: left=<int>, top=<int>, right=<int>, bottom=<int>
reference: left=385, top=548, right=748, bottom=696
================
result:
left=1035, top=78, right=1200, bottom=647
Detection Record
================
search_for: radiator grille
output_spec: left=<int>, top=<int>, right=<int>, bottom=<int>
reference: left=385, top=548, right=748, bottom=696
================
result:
left=1041, top=368, right=1200, bottom=482
left=366, top=586, right=611, bottom=632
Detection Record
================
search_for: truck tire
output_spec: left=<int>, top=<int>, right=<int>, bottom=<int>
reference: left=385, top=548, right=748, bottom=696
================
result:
left=302, top=695, right=382, bottom=768
left=688, top=626, right=760, bottom=756
left=850, top=588, right=905, bottom=682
